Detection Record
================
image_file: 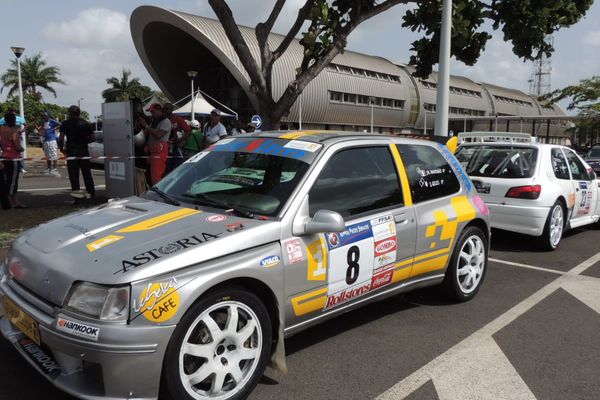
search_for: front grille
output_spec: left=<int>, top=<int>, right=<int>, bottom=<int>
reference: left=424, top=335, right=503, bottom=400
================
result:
left=7, top=278, right=56, bottom=316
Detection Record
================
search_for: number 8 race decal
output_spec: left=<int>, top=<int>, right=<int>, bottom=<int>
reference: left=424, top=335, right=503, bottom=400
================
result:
left=324, top=215, right=397, bottom=309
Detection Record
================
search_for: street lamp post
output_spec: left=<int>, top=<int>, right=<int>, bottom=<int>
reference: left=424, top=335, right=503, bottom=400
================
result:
left=423, top=107, right=427, bottom=135
left=434, top=0, right=452, bottom=137
left=369, top=97, right=376, bottom=133
left=187, top=70, right=198, bottom=121
left=11, top=46, right=26, bottom=158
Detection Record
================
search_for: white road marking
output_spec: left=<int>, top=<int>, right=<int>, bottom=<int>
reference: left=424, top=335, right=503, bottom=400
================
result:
left=489, top=258, right=565, bottom=275
left=433, top=337, right=536, bottom=400
left=377, top=251, right=600, bottom=400
left=562, top=275, right=600, bottom=315
left=21, top=185, right=106, bottom=192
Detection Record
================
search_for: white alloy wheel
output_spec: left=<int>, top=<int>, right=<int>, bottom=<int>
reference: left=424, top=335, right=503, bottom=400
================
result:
left=178, top=301, right=262, bottom=400
left=549, top=204, right=564, bottom=248
left=456, top=235, right=486, bottom=294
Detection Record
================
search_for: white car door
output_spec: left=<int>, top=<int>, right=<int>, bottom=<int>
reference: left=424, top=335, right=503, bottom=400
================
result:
left=563, top=148, right=598, bottom=220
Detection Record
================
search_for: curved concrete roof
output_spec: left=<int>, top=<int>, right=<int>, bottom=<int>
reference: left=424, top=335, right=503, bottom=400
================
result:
left=130, top=5, right=566, bottom=135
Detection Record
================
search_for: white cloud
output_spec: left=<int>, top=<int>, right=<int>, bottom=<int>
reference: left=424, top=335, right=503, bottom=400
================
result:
left=43, top=8, right=130, bottom=49
left=582, top=30, right=600, bottom=47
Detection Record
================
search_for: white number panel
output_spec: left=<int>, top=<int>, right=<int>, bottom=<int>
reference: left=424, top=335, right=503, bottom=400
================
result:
left=323, top=215, right=397, bottom=310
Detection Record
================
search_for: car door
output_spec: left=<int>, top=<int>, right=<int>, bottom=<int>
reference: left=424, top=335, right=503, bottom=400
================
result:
left=285, top=144, right=416, bottom=323
left=396, top=143, right=468, bottom=279
left=550, top=148, right=576, bottom=215
left=563, top=148, right=598, bottom=219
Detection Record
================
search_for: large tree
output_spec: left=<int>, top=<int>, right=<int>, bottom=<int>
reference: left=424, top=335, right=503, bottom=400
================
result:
left=208, top=0, right=592, bottom=129
left=0, top=52, right=65, bottom=100
left=102, top=69, right=153, bottom=102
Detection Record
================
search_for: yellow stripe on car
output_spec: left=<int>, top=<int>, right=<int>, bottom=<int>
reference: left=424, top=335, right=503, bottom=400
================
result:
left=291, top=288, right=328, bottom=316
left=279, top=131, right=325, bottom=140
left=389, top=144, right=413, bottom=206
left=117, top=208, right=201, bottom=233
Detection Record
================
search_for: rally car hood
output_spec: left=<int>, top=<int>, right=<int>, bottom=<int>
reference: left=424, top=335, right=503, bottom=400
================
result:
left=8, top=197, right=280, bottom=305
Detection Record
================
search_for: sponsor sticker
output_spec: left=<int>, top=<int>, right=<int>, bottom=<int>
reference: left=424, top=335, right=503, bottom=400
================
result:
left=374, top=238, right=397, bottom=257
left=116, top=233, right=221, bottom=274
left=133, top=277, right=180, bottom=323
left=325, top=282, right=371, bottom=309
left=214, top=138, right=235, bottom=146
left=284, top=140, right=322, bottom=152
left=283, top=238, right=304, bottom=264
left=86, top=235, right=124, bottom=252
left=56, top=318, right=100, bottom=341
left=206, top=214, right=227, bottom=223
left=259, top=255, right=281, bottom=268
left=185, top=152, right=208, bottom=163
left=370, top=270, right=394, bottom=291
left=371, top=221, right=396, bottom=242
left=326, top=221, right=372, bottom=250
left=18, top=338, right=61, bottom=375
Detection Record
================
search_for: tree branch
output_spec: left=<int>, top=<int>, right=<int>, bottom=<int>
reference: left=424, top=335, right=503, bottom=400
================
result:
left=273, top=0, right=315, bottom=60
left=208, top=0, right=266, bottom=91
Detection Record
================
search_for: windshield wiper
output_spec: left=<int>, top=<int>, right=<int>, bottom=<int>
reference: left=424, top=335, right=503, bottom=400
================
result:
left=183, top=193, right=255, bottom=219
left=149, top=186, right=180, bottom=206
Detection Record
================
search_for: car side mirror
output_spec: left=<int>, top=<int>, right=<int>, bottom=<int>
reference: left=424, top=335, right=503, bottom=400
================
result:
left=590, top=171, right=597, bottom=181
left=304, top=210, right=345, bottom=235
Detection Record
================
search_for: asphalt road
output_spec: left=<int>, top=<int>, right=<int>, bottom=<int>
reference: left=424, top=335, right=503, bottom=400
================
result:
left=1, top=175, right=600, bottom=399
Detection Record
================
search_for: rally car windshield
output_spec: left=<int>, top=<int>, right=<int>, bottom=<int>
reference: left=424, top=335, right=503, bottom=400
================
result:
left=154, top=149, right=311, bottom=217
left=456, top=145, right=538, bottom=179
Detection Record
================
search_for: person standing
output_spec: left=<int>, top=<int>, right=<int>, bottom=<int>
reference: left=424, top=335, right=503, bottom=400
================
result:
left=137, top=103, right=170, bottom=185
left=0, top=112, right=26, bottom=209
left=180, top=120, right=204, bottom=157
left=204, top=109, right=227, bottom=145
left=163, top=103, right=191, bottom=173
left=39, top=112, right=61, bottom=176
left=58, top=106, right=95, bottom=199
left=230, top=119, right=246, bottom=136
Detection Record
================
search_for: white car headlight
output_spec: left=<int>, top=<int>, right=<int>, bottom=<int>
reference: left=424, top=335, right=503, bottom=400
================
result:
left=66, top=282, right=130, bottom=321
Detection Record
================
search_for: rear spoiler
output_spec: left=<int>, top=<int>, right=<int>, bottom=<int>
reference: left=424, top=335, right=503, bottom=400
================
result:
left=392, top=134, right=459, bottom=154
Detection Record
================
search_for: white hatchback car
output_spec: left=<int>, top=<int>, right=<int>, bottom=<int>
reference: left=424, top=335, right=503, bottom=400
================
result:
left=456, top=132, right=600, bottom=250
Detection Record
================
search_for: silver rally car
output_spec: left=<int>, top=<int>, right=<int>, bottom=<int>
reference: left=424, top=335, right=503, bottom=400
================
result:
left=0, top=131, right=490, bottom=400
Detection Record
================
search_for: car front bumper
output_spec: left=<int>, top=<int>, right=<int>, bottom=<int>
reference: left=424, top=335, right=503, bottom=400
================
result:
left=487, top=203, right=550, bottom=236
left=0, top=276, right=174, bottom=400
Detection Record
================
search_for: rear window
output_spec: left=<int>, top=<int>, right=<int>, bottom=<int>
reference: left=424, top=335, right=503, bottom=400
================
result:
left=588, top=148, right=600, bottom=158
left=456, top=145, right=538, bottom=179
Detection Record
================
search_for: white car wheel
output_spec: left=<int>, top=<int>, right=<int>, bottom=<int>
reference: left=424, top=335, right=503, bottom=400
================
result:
left=540, top=202, right=564, bottom=250
left=163, top=289, right=272, bottom=400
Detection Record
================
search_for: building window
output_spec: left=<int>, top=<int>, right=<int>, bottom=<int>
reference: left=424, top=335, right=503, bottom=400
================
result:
left=330, top=91, right=342, bottom=102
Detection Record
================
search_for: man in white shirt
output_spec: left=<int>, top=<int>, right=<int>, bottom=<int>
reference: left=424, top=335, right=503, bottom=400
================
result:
left=230, top=119, right=246, bottom=136
left=204, top=109, right=227, bottom=145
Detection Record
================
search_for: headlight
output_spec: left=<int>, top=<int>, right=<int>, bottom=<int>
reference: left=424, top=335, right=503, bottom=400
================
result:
left=66, top=282, right=130, bottom=321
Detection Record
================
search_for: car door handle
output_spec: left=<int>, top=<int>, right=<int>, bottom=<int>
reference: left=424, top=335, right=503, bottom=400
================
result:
left=394, top=214, right=408, bottom=224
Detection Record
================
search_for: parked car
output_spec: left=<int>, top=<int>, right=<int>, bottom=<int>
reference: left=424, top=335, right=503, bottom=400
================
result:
left=1, top=131, right=490, bottom=400
left=456, top=132, right=600, bottom=250
left=584, top=145, right=600, bottom=174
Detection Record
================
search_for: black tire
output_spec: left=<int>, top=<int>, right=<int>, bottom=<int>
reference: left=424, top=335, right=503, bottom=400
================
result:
left=442, top=226, right=488, bottom=302
left=162, top=287, right=272, bottom=400
left=538, top=201, right=565, bottom=251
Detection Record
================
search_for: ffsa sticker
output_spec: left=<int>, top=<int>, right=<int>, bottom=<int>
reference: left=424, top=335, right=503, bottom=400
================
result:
left=133, top=277, right=180, bottom=323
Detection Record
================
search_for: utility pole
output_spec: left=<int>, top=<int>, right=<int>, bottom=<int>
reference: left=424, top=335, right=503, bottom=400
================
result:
left=434, top=0, right=452, bottom=137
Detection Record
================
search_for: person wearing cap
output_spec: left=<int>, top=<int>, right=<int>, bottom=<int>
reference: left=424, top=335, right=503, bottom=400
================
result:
left=58, top=105, right=96, bottom=199
left=163, top=103, right=191, bottom=174
left=38, top=112, right=61, bottom=176
left=203, top=109, right=227, bottom=145
left=180, top=119, right=204, bottom=157
left=138, top=103, right=171, bottom=185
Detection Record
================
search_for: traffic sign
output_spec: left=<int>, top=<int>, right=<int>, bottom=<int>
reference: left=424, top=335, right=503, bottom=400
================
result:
left=251, top=115, right=262, bottom=129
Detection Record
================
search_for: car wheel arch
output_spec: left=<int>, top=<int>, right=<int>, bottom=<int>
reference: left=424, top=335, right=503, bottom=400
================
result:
left=465, top=218, right=490, bottom=244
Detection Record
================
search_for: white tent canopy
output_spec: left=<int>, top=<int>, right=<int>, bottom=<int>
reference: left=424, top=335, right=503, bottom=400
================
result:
left=174, top=93, right=235, bottom=118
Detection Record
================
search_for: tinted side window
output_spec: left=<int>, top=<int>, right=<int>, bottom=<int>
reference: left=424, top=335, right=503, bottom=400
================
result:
left=564, top=150, right=589, bottom=181
left=309, top=147, right=403, bottom=218
left=397, top=144, right=460, bottom=203
left=551, top=148, right=570, bottom=180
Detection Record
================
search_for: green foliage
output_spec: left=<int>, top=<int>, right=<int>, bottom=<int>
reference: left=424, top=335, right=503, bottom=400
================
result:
left=0, top=52, right=65, bottom=99
left=102, top=69, right=153, bottom=102
left=298, top=0, right=592, bottom=79
left=0, top=92, right=90, bottom=132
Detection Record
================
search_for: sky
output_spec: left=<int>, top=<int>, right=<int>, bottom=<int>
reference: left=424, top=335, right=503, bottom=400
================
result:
left=1, top=0, right=599, bottom=118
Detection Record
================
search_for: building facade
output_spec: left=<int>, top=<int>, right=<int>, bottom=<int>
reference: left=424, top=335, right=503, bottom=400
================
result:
left=131, top=6, right=569, bottom=141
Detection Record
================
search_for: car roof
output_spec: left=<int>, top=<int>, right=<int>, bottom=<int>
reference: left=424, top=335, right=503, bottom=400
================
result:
left=244, top=130, right=446, bottom=147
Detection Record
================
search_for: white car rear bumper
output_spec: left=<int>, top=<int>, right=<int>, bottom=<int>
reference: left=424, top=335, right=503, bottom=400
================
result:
left=487, top=203, right=550, bottom=236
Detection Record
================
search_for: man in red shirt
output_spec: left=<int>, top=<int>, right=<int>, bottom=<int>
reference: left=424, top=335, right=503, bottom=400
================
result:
left=163, top=103, right=191, bottom=174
